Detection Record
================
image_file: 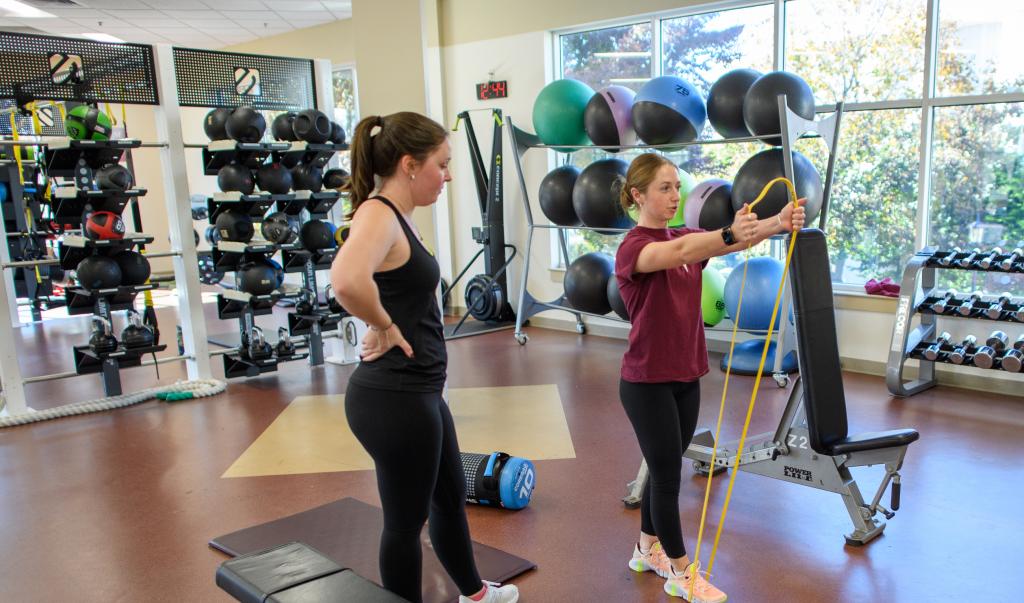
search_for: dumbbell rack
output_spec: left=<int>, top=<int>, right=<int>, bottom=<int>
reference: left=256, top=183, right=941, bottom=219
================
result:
left=886, top=247, right=1023, bottom=396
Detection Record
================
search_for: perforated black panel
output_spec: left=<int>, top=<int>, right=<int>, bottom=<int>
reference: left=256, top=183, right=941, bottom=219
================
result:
left=173, top=47, right=316, bottom=110
left=0, top=99, right=67, bottom=136
left=0, top=32, right=158, bottom=105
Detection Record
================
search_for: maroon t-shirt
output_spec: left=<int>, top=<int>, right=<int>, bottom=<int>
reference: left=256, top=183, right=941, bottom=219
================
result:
left=615, top=226, right=709, bottom=383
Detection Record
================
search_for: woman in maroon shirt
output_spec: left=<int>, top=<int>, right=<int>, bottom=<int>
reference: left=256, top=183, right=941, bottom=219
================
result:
left=616, top=153, right=804, bottom=602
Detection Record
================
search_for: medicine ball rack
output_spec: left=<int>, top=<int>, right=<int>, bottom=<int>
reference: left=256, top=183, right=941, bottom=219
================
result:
left=505, top=98, right=845, bottom=388
left=886, top=247, right=1023, bottom=396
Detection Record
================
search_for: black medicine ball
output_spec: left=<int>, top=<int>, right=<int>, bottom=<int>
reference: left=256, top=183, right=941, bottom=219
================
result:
left=111, top=250, right=151, bottom=286
left=76, top=254, right=122, bottom=289
left=328, top=121, right=346, bottom=145
left=261, top=212, right=298, bottom=244
left=217, top=164, right=255, bottom=195
left=291, top=164, right=323, bottom=192
left=323, top=168, right=349, bottom=190
left=225, top=106, right=266, bottom=143
left=299, top=220, right=336, bottom=251
left=292, top=109, right=332, bottom=143
left=215, top=209, right=255, bottom=243
left=204, top=108, right=232, bottom=141
left=271, top=112, right=299, bottom=141
left=256, top=162, right=293, bottom=194
left=94, top=163, right=134, bottom=191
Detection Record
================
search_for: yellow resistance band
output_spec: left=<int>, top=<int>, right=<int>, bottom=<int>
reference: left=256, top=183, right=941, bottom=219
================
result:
left=688, top=176, right=803, bottom=593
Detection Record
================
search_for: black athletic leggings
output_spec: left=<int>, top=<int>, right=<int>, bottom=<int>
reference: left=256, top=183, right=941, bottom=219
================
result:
left=345, top=383, right=482, bottom=603
left=620, top=379, right=701, bottom=560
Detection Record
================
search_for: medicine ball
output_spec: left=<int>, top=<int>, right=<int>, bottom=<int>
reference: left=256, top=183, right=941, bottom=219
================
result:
left=203, top=107, right=232, bottom=141
left=84, top=211, right=125, bottom=240
left=572, top=158, right=632, bottom=230
left=76, top=255, right=122, bottom=289
left=685, top=179, right=735, bottom=231
left=334, top=224, right=350, bottom=247
left=632, top=76, right=707, bottom=145
left=743, top=71, right=816, bottom=145
left=215, top=209, right=255, bottom=243
left=607, top=276, right=629, bottom=321
left=292, top=109, right=332, bottom=143
left=583, top=85, right=637, bottom=152
left=532, top=79, right=594, bottom=151
left=261, top=257, right=285, bottom=286
left=300, top=219, right=336, bottom=251
left=225, top=106, right=266, bottom=143
left=271, top=112, right=298, bottom=141
left=323, top=168, right=349, bottom=190
left=237, top=262, right=278, bottom=296
left=731, top=148, right=822, bottom=223
left=261, top=211, right=298, bottom=244
left=707, top=69, right=762, bottom=139
left=539, top=165, right=581, bottom=226
left=217, top=164, right=255, bottom=195
left=291, top=164, right=323, bottom=192
left=329, top=121, right=346, bottom=145
left=256, top=162, right=293, bottom=194
left=564, top=252, right=614, bottom=315
left=94, top=163, right=133, bottom=191
left=65, top=105, right=112, bottom=141
left=111, top=250, right=151, bottom=286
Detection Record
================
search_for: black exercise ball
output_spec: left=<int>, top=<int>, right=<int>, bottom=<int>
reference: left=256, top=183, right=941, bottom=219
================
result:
left=111, top=250, right=151, bottom=286
left=329, top=121, right=346, bottom=145
left=217, top=164, right=255, bottom=194
left=94, top=163, right=134, bottom=191
left=292, top=164, right=323, bottom=192
left=539, top=165, right=581, bottom=226
left=261, top=211, right=297, bottom=244
left=607, top=276, right=629, bottom=321
left=256, top=162, right=293, bottom=194
left=225, top=106, right=266, bottom=143
left=76, top=255, right=122, bottom=289
left=237, top=262, right=278, bottom=295
left=743, top=71, right=816, bottom=145
left=731, top=148, right=823, bottom=223
left=323, top=168, right=349, bottom=190
left=271, top=112, right=298, bottom=141
left=203, top=107, right=232, bottom=141
left=215, top=209, right=255, bottom=243
left=707, top=68, right=762, bottom=139
left=300, top=220, right=336, bottom=251
left=564, top=252, right=614, bottom=315
left=292, top=109, right=332, bottom=143
left=572, top=158, right=632, bottom=230
left=684, top=179, right=735, bottom=230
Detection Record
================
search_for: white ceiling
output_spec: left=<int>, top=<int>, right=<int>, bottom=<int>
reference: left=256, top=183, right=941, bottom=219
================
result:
left=0, top=0, right=352, bottom=49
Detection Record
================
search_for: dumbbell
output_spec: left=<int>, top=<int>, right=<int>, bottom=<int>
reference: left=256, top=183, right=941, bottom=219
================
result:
left=976, top=247, right=1002, bottom=270
left=956, top=291, right=983, bottom=317
left=247, top=326, right=274, bottom=361
left=923, top=331, right=952, bottom=361
left=275, top=326, right=296, bottom=357
left=1000, top=247, right=1022, bottom=271
left=957, top=247, right=982, bottom=268
left=985, top=293, right=1012, bottom=320
left=1000, top=334, right=1024, bottom=372
left=972, top=331, right=1007, bottom=369
left=949, top=335, right=976, bottom=365
left=938, top=247, right=961, bottom=267
left=930, top=290, right=959, bottom=314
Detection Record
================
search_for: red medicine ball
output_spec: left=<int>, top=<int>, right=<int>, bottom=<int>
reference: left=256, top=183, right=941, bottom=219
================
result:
left=84, top=211, right=126, bottom=240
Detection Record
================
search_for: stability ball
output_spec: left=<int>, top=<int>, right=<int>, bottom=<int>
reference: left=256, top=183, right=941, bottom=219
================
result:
left=532, top=79, right=594, bottom=150
left=607, top=276, right=629, bottom=320
left=731, top=148, right=822, bottom=223
left=685, top=179, right=735, bottom=231
left=631, top=76, right=707, bottom=145
left=743, top=71, right=815, bottom=145
left=723, top=256, right=786, bottom=331
left=564, top=252, right=614, bottom=315
left=584, top=85, right=637, bottom=152
left=572, top=158, right=632, bottom=230
left=538, top=165, right=581, bottom=226
left=707, top=68, right=762, bottom=139
left=701, top=268, right=727, bottom=326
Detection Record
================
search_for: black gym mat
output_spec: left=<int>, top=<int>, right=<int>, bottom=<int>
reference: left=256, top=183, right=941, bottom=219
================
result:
left=209, top=497, right=535, bottom=603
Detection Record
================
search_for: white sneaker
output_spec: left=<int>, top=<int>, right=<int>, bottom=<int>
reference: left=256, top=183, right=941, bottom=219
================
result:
left=458, top=580, right=520, bottom=603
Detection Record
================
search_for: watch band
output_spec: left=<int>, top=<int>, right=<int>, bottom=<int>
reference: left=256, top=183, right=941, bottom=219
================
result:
left=721, top=226, right=736, bottom=245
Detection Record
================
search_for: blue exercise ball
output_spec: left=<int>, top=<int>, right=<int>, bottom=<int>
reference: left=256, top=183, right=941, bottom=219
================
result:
left=631, top=76, right=707, bottom=145
left=723, top=256, right=787, bottom=331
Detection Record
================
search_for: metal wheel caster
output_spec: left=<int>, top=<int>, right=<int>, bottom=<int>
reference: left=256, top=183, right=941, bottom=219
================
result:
left=773, top=373, right=790, bottom=388
left=514, top=333, right=529, bottom=345
left=575, top=323, right=586, bottom=334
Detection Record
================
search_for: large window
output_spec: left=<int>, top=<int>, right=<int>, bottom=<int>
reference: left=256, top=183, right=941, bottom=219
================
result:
left=555, top=0, right=1024, bottom=293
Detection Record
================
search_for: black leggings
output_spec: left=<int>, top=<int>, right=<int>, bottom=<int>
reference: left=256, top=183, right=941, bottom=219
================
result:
left=620, top=379, right=701, bottom=560
left=345, top=383, right=482, bottom=603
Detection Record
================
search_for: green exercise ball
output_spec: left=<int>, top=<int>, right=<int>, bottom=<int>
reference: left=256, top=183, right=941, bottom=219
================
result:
left=702, top=268, right=727, bottom=327
left=627, top=167, right=698, bottom=228
left=532, top=79, right=594, bottom=151
left=65, top=105, right=113, bottom=141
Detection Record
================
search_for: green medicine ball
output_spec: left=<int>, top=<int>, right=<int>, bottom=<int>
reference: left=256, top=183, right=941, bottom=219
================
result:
left=65, top=105, right=113, bottom=141
left=532, top=79, right=594, bottom=151
left=701, top=267, right=727, bottom=327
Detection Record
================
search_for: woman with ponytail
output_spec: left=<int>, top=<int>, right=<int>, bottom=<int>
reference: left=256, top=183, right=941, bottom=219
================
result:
left=329, top=113, right=518, bottom=603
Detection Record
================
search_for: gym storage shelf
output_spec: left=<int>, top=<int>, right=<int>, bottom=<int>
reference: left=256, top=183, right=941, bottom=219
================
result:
left=277, top=190, right=340, bottom=216
left=202, top=141, right=290, bottom=174
left=58, top=233, right=155, bottom=269
left=282, top=247, right=335, bottom=273
left=217, top=290, right=281, bottom=320
left=72, top=343, right=168, bottom=375
left=50, top=187, right=148, bottom=222
left=206, top=193, right=279, bottom=221
left=211, top=240, right=289, bottom=272
left=288, top=309, right=343, bottom=337
left=63, top=283, right=160, bottom=315
left=906, top=341, right=1021, bottom=373
left=922, top=249, right=1023, bottom=273
left=274, top=141, right=349, bottom=169
left=915, top=294, right=1022, bottom=322
left=43, top=138, right=142, bottom=177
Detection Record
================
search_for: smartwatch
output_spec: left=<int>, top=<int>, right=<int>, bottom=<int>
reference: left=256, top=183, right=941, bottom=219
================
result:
left=721, top=226, right=736, bottom=245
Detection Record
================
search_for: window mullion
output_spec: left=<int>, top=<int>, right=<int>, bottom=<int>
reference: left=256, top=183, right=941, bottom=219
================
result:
left=915, top=0, right=941, bottom=251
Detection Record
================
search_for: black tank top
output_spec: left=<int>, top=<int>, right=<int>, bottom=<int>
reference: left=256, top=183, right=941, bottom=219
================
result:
left=348, top=196, right=447, bottom=392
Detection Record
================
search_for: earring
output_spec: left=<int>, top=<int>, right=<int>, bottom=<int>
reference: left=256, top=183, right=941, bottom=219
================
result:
left=410, top=174, right=416, bottom=181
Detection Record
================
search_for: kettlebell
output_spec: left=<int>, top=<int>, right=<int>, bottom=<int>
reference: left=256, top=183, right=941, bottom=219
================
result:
left=295, top=288, right=315, bottom=316
left=89, top=316, right=118, bottom=354
left=248, top=326, right=273, bottom=361
left=324, top=283, right=345, bottom=314
left=121, top=309, right=156, bottom=349
left=275, top=326, right=296, bottom=357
